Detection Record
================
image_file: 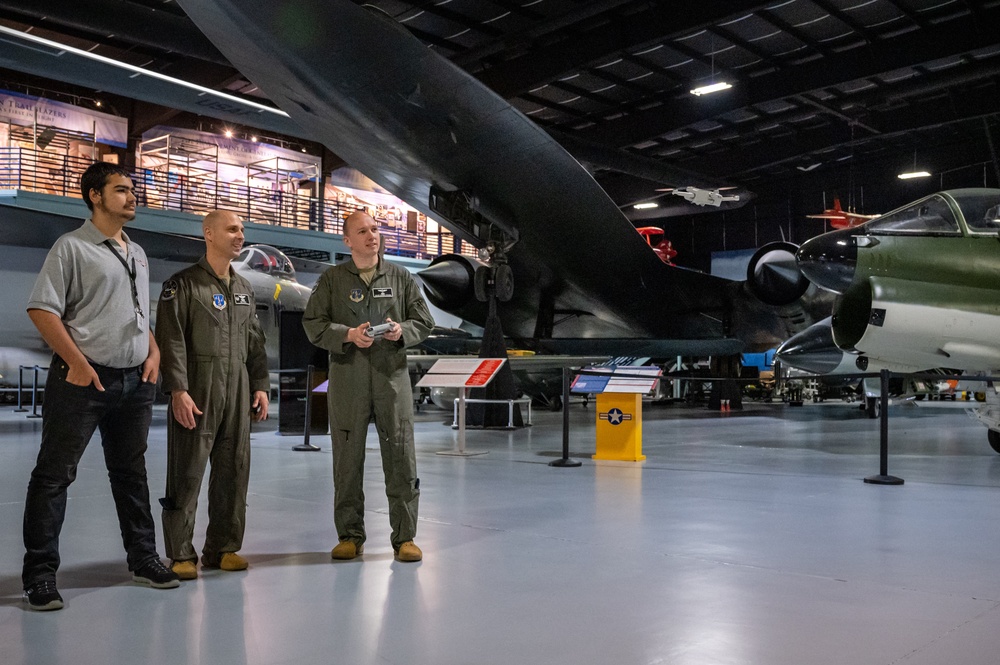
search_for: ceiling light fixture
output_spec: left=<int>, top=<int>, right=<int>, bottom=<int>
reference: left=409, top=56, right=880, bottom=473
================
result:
left=898, top=149, right=930, bottom=179
left=690, top=32, right=731, bottom=96
left=690, top=81, right=731, bottom=96
left=633, top=202, right=659, bottom=210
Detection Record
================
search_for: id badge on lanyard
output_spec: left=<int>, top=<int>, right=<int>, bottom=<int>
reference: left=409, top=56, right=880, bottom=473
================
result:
left=103, top=240, right=145, bottom=330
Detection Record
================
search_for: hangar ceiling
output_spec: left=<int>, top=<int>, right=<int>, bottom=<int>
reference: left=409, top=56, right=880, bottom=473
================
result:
left=1, top=0, right=999, bottom=261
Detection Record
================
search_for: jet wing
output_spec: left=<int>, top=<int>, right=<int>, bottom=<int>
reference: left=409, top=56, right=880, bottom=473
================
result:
left=178, top=0, right=802, bottom=351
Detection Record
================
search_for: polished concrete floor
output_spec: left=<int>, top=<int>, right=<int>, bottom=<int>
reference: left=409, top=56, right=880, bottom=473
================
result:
left=2, top=396, right=1000, bottom=665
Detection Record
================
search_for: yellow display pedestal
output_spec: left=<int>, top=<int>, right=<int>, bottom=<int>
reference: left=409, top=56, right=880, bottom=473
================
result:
left=593, top=392, right=645, bottom=461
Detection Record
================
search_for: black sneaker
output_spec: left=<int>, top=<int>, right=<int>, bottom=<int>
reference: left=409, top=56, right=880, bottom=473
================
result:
left=24, top=579, right=64, bottom=611
left=132, top=558, right=180, bottom=589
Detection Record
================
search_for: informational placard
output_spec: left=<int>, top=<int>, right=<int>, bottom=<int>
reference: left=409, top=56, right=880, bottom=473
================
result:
left=571, top=366, right=661, bottom=394
left=416, top=358, right=506, bottom=388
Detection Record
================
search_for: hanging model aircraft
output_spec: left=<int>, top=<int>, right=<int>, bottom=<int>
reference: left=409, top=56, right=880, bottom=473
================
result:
left=806, top=197, right=880, bottom=229
left=776, top=188, right=1000, bottom=450
left=175, top=0, right=827, bottom=360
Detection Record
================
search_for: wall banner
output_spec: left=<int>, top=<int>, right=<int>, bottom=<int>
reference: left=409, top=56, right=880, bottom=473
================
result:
left=0, top=88, right=128, bottom=147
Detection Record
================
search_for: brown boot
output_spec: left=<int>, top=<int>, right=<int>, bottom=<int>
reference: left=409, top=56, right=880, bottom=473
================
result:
left=171, top=560, right=198, bottom=580
left=394, top=541, right=422, bottom=562
left=331, top=540, right=364, bottom=560
left=218, top=553, right=249, bottom=571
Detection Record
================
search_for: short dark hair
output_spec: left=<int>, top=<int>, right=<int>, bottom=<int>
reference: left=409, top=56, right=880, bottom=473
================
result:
left=80, top=162, right=131, bottom=211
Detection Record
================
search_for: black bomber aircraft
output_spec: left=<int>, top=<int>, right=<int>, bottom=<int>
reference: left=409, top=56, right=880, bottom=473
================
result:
left=175, top=0, right=825, bottom=361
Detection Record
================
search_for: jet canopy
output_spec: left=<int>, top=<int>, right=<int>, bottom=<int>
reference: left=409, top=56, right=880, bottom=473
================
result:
left=235, top=245, right=297, bottom=280
left=860, top=189, right=1000, bottom=236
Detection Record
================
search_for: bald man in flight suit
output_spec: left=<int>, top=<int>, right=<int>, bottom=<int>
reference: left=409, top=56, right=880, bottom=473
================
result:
left=303, top=211, right=434, bottom=562
left=156, top=210, right=269, bottom=580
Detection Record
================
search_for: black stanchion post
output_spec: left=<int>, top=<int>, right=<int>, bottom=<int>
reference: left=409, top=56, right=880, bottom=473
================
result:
left=864, top=368, right=903, bottom=485
left=293, top=365, right=321, bottom=451
left=14, top=365, right=27, bottom=412
left=27, top=365, right=43, bottom=419
left=549, top=366, right=581, bottom=468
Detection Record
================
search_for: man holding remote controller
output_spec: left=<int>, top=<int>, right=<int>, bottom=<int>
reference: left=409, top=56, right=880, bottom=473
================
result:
left=303, top=211, right=434, bottom=562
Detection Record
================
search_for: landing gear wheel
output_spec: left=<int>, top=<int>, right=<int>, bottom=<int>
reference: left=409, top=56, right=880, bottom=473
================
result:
left=494, top=264, right=514, bottom=302
left=865, top=396, right=881, bottom=419
left=989, top=430, right=1000, bottom=455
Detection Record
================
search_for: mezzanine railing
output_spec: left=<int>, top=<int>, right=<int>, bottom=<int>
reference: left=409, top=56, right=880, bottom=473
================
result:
left=0, top=146, right=470, bottom=260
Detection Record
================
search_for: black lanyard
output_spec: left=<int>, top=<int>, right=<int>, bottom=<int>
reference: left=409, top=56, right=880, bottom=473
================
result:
left=103, top=239, right=143, bottom=320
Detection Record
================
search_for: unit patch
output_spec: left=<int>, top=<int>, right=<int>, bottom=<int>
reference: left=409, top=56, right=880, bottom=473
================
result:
left=160, top=279, right=178, bottom=301
left=349, top=288, right=364, bottom=303
left=372, top=287, right=394, bottom=298
left=212, top=293, right=227, bottom=310
left=234, top=293, right=251, bottom=306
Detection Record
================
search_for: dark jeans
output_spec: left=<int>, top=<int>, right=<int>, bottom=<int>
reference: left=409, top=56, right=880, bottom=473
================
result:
left=22, top=356, right=160, bottom=587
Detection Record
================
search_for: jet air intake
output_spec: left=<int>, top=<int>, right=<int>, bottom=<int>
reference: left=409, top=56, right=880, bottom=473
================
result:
left=418, top=254, right=478, bottom=311
left=797, top=227, right=858, bottom=294
left=745, top=241, right=810, bottom=306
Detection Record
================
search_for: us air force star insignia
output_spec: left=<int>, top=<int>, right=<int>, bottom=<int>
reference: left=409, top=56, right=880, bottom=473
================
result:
left=599, top=408, right=632, bottom=426
left=372, top=287, right=393, bottom=298
left=234, top=293, right=251, bottom=306
left=349, top=288, right=364, bottom=303
left=212, top=293, right=227, bottom=310
left=160, top=279, right=178, bottom=301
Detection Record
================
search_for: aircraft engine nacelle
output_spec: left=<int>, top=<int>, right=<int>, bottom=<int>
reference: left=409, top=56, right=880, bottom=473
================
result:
left=833, top=276, right=1000, bottom=371
left=418, top=253, right=482, bottom=313
left=745, top=241, right=810, bottom=307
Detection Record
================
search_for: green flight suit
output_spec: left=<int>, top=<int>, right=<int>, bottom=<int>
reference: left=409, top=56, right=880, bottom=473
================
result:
left=302, top=257, right=433, bottom=549
left=155, top=256, right=269, bottom=563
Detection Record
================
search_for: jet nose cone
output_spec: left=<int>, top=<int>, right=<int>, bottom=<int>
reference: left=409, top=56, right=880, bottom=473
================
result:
left=797, top=227, right=858, bottom=294
left=775, top=318, right=844, bottom=375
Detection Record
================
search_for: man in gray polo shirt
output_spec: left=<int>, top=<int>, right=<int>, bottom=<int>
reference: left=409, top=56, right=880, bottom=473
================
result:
left=21, top=162, right=179, bottom=612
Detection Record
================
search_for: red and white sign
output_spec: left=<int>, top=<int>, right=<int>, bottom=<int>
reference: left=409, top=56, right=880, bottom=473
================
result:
left=416, top=358, right=506, bottom=388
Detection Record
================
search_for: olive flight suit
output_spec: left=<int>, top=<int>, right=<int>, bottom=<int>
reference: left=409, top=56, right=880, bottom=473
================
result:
left=302, top=257, right=433, bottom=550
left=156, top=257, right=268, bottom=564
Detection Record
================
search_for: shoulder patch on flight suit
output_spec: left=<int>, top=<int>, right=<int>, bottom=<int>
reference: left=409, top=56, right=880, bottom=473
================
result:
left=234, top=293, right=251, bottom=305
left=213, top=293, right=227, bottom=310
left=350, top=288, right=364, bottom=303
left=160, top=279, right=178, bottom=301
left=372, top=287, right=393, bottom=298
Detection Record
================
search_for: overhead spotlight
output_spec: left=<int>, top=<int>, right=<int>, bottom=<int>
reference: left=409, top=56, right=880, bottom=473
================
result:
left=224, top=129, right=234, bottom=138
left=93, top=99, right=102, bottom=108
left=690, top=81, right=732, bottom=96
left=251, top=136, right=258, bottom=142
left=633, top=202, right=659, bottom=210
left=301, top=147, right=307, bottom=153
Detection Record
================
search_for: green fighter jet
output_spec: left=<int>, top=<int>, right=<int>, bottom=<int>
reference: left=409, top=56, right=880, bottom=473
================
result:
left=777, top=188, right=1000, bottom=451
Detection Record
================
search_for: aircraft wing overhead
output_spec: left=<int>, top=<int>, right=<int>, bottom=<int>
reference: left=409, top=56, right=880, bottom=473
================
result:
left=177, top=0, right=743, bottom=344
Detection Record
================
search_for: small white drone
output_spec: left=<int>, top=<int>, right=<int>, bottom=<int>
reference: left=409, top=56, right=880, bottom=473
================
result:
left=671, top=187, right=740, bottom=207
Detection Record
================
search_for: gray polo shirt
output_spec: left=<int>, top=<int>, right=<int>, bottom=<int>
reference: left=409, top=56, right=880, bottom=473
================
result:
left=28, top=219, right=151, bottom=368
